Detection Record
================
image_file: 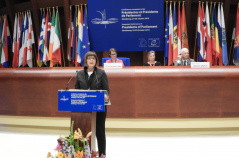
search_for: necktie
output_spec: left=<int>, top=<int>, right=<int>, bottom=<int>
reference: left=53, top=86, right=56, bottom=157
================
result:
left=184, top=60, right=186, bottom=66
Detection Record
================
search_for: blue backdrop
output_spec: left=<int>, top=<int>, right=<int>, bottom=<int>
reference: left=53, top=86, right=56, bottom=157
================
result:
left=88, top=0, right=164, bottom=52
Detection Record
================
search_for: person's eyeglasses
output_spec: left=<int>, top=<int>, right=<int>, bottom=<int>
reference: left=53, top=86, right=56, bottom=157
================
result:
left=111, top=54, right=116, bottom=56
left=87, top=57, right=96, bottom=60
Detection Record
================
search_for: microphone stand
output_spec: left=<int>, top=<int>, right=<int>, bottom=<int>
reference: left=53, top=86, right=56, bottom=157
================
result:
left=65, top=70, right=78, bottom=90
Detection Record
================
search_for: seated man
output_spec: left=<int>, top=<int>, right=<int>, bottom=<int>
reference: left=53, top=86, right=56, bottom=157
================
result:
left=174, top=48, right=195, bottom=66
left=106, top=48, right=124, bottom=66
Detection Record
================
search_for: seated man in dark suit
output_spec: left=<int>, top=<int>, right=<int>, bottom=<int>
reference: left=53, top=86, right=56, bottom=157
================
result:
left=174, top=48, right=195, bottom=66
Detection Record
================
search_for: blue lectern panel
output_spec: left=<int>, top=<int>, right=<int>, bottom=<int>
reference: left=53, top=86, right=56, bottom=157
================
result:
left=58, top=90, right=105, bottom=112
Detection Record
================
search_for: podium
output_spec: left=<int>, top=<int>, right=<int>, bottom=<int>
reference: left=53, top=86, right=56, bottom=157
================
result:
left=58, top=89, right=106, bottom=151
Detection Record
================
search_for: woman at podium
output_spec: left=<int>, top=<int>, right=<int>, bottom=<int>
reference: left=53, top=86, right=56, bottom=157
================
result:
left=75, top=51, right=109, bottom=157
left=143, top=51, right=161, bottom=66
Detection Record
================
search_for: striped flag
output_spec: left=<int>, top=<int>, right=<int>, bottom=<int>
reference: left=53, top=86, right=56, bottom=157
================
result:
left=76, top=6, right=83, bottom=65
left=43, top=11, right=51, bottom=64
left=52, top=9, right=62, bottom=66
left=173, top=2, right=178, bottom=62
left=48, top=9, right=56, bottom=67
left=217, top=4, right=223, bottom=65
left=177, top=2, right=181, bottom=56
left=205, top=2, right=212, bottom=65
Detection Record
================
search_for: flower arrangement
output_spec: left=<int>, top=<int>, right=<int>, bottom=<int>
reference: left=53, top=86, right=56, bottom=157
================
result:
left=47, top=121, right=97, bottom=158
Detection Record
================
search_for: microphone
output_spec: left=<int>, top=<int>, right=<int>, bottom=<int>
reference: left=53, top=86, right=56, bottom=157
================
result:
left=66, top=70, right=78, bottom=90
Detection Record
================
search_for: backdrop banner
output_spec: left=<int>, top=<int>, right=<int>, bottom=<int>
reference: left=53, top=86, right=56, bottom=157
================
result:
left=88, top=0, right=164, bottom=52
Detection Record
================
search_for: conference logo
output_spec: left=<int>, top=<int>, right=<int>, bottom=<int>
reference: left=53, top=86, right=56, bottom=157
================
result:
left=91, top=9, right=118, bottom=29
left=60, top=95, right=69, bottom=101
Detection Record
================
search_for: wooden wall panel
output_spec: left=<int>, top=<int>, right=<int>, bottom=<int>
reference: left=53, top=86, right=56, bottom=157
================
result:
left=1, top=67, right=239, bottom=119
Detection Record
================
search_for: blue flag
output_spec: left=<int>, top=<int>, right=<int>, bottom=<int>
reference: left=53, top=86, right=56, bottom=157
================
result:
left=164, top=4, right=169, bottom=66
left=81, top=8, right=90, bottom=66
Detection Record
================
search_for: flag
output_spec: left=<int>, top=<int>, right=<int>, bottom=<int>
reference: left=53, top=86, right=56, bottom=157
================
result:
left=26, top=12, right=34, bottom=67
left=233, top=4, right=239, bottom=65
left=43, top=11, right=51, bottom=64
left=221, top=4, right=228, bottom=65
left=1, top=16, right=11, bottom=67
left=81, top=7, right=90, bottom=66
left=173, top=2, right=178, bottom=62
left=48, top=9, right=56, bottom=67
left=38, top=11, right=45, bottom=66
left=22, top=13, right=29, bottom=67
left=18, top=14, right=25, bottom=67
left=200, top=3, right=207, bottom=60
left=164, top=3, right=169, bottom=66
left=12, top=14, right=17, bottom=53
left=71, top=8, right=77, bottom=63
left=181, top=2, right=188, bottom=49
left=217, top=4, right=223, bottom=65
left=214, top=4, right=220, bottom=65
left=12, top=14, right=19, bottom=68
left=67, top=5, right=73, bottom=61
left=197, top=3, right=204, bottom=62
left=52, top=9, right=62, bottom=66
left=178, top=2, right=181, bottom=55
left=76, top=6, right=83, bottom=65
left=0, top=18, right=3, bottom=67
left=205, top=2, right=212, bottom=65
left=210, top=3, right=217, bottom=65
left=168, top=2, right=173, bottom=66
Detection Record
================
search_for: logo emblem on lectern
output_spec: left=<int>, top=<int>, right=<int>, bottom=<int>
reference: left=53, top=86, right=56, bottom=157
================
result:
left=97, top=105, right=103, bottom=110
left=60, top=95, right=69, bottom=101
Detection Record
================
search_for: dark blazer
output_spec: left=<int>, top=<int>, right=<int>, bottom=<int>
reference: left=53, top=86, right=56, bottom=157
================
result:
left=75, top=67, right=109, bottom=94
left=143, top=61, right=161, bottom=66
left=174, top=58, right=195, bottom=66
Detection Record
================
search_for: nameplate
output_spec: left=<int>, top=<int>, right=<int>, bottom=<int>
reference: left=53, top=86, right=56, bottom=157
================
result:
left=104, top=63, right=123, bottom=69
left=191, top=62, right=210, bottom=68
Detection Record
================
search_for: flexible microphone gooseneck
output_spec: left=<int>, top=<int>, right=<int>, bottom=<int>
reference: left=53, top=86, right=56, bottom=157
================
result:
left=65, top=70, right=78, bottom=90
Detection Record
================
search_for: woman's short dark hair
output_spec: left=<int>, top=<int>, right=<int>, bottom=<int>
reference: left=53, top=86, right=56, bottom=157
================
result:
left=84, top=51, right=99, bottom=67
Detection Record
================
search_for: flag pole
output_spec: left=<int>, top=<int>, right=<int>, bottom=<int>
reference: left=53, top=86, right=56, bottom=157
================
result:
left=194, top=1, right=201, bottom=61
left=56, top=6, right=65, bottom=67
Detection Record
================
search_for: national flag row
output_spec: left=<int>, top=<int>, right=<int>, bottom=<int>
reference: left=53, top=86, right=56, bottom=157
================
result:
left=67, top=5, right=90, bottom=67
left=0, top=15, right=11, bottom=68
left=196, top=2, right=228, bottom=66
left=165, top=1, right=188, bottom=66
left=11, top=12, right=35, bottom=68
left=38, top=8, right=62, bottom=67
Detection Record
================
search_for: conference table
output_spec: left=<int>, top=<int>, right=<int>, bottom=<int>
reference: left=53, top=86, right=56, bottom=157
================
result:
left=0, top=66, right=239, bottom=119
